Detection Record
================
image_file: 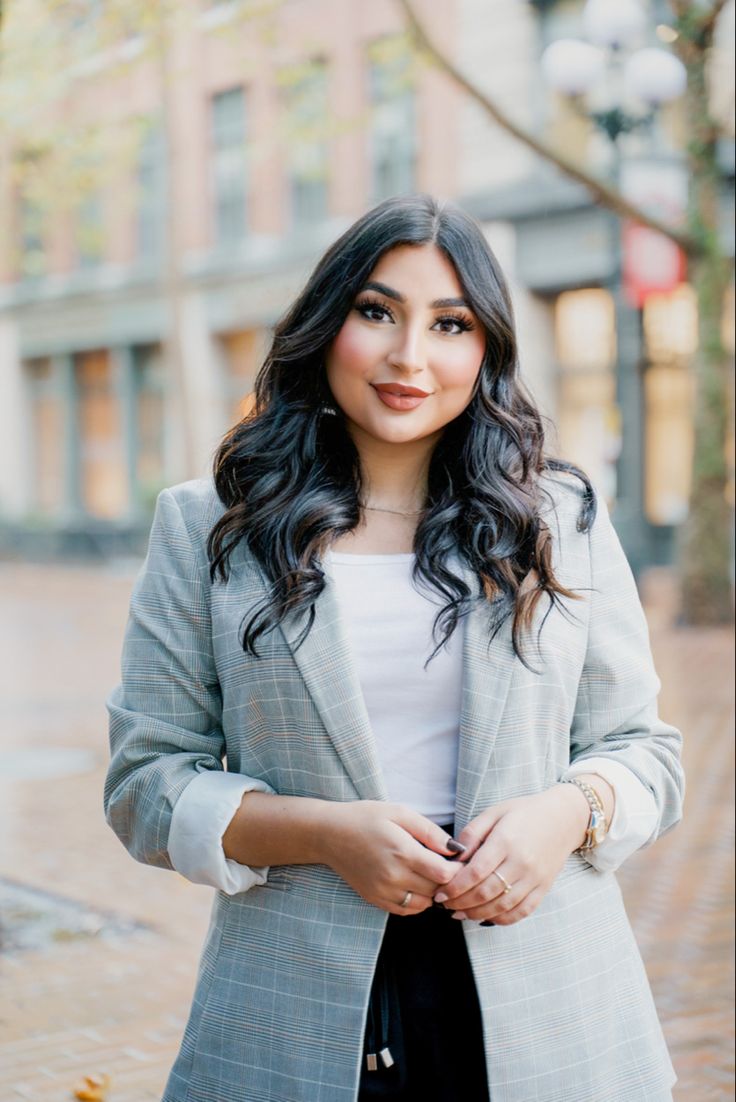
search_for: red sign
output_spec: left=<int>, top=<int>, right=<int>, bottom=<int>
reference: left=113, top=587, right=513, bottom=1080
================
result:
left=619, top=158, right=688, bottom=307
left=622, top=221, right=687, bottom=307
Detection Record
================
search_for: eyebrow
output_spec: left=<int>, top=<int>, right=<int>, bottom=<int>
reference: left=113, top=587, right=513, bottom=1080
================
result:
left=360, top=280, right=470, bottom=310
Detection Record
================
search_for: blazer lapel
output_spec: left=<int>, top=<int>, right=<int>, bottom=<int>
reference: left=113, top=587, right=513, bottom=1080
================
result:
left=453, top=564, right=518, bottom=830
left=277, top=569, right=388, bottom=803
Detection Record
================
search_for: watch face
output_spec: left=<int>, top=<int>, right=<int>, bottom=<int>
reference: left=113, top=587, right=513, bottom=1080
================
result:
left=590, top=809, right=607, bottom=845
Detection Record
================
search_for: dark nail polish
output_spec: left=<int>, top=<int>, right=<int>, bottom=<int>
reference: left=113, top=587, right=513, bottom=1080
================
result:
left=480, top=920, right=495, bottom=927
left=446, top=838, right=466, bottom=854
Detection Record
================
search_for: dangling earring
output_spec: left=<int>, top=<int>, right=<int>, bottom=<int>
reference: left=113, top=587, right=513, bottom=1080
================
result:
left=319, top=361, right=337, bottom=414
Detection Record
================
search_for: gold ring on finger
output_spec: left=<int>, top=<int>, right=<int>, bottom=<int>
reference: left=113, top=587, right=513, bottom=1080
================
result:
left=399, top=890, right=413, bottom=908
left=492, top=869, right=513, bottom=894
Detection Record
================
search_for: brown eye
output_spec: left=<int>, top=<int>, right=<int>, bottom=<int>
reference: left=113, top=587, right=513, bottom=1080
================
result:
left=355, top=299, right=395, bottom=323
left=432, top=314, right=475, bottom=334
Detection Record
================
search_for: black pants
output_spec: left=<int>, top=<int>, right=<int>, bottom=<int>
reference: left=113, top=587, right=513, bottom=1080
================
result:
left=358, top=892, right=490, bottom=1100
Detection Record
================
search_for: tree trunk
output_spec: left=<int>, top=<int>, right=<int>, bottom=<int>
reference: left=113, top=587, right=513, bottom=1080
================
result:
left=675, top=7, right=734, bottom=622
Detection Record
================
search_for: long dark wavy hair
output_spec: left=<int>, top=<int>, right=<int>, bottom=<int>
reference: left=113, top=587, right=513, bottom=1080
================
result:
left=208, top=194, right=595, bottom=670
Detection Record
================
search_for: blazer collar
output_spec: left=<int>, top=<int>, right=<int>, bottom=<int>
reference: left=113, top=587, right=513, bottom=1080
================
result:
left=277, top=555, right=517, bottom=825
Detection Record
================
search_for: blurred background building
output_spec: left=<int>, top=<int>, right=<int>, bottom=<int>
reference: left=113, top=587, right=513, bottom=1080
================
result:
left=0, top=0, right=733, bottom=572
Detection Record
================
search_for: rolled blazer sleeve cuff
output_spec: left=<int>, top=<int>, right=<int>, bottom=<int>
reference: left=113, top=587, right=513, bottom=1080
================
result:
left=168, top=770, right=275, bottom=895
left=562, top=757, right=659, bottom=873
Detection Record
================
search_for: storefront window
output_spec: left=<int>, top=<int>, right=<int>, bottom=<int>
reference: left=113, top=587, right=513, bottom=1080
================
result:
left=642, top=283, right=698, bottom=524
left=644, top=363, right=694, bottom=524
left=133, top=345, right=166, bottom=509
left=75, top=350, right=128, bottom=518
left=554, top=288, right=619, bottom=502
left=643, top=283, right=698, bottom=365
left=219, top=329, right=268, bottom=425
left=27, top=358, right=65, bottom=515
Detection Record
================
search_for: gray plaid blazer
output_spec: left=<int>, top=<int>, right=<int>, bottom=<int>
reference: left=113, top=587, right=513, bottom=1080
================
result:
left=104, top=474, right=684, bottom=1102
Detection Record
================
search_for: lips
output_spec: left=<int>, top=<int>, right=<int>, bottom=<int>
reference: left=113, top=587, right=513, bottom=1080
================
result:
left=372, top=383, right=431, bottom=397
left=371, top=383, right=431, bottom=412
left=374, top=381, right=431, bottom=412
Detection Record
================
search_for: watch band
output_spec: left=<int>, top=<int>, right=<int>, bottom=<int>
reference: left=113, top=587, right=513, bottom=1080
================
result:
left=562, top=777, right=608, bottom=850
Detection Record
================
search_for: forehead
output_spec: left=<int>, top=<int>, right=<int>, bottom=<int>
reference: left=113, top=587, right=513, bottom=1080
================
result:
left=366, top=243, right=463, bottom=294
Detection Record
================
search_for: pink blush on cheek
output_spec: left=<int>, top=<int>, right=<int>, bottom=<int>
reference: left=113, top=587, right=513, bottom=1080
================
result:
left=330, top=323, right=373, bottom=374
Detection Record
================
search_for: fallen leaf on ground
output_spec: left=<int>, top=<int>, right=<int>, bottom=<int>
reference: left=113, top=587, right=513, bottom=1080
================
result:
left=72, top=1072, right=112, bottom=1100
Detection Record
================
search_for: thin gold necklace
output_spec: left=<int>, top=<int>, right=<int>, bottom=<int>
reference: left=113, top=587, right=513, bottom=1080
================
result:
left=359, top=502, right=425, bottom=516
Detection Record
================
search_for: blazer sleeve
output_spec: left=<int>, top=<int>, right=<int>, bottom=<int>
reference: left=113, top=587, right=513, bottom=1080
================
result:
left=103, top=487, right=274, bottom=879
left=562, top=492, right=685, bottom=855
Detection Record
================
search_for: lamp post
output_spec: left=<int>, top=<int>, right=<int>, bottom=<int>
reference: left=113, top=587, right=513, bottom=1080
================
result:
left=540, top=0, right=687, bottom=575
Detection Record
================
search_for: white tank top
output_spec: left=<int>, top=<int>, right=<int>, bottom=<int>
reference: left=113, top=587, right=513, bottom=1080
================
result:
left=322, top=548, right=465, bottom=825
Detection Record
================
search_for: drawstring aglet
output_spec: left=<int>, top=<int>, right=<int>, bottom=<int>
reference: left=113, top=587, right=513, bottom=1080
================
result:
left=366, top=1053, right=378, bottom=1072
left=379, top=1047, right=394, bottom=1068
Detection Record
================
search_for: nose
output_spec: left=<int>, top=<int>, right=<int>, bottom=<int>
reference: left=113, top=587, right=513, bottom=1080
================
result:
left=386, top=321, right=426, bottom=375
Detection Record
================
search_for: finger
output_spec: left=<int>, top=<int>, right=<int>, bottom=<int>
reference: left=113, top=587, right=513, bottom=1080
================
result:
left=399, top=872, right=447, bottom=898
left=464, top=886, right=545, bottom=926
left=379, top=843, right=459, bottom=896
left=455, top=805, right=504, bottom=860
left=405, top=848, right=460, bottom=887
left=383, top=891, right=434, bottom=916
left=442, top=859, right=519, bottom=912
left=397, top=808, right=466, bottom=859
left=455, top=872, right=536, bottom=923
left=434, top=837, right=509, bottom=902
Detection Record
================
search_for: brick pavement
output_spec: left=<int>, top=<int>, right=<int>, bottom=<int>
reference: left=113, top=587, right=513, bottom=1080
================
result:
left=0, top=562, right=733, bottom=1102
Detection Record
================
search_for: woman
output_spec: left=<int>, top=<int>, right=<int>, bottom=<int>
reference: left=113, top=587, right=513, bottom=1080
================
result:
left=105, top=194, right=684, bottom=1102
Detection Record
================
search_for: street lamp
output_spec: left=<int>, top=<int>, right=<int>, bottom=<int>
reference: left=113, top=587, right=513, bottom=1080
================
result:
left=541, top=2, right=686, bottom=146
left=538, top=0, right=687, bottom=574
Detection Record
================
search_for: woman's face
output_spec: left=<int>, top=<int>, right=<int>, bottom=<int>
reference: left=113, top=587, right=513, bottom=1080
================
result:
left=325, top=244, right=486, bottom=450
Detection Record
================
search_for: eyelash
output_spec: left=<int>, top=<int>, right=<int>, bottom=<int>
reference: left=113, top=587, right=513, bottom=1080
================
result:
left=354, top=296, right=476, bottom=334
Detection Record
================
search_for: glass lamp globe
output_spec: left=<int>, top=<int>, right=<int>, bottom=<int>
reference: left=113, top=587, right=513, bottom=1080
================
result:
left=541, top=39, right=605, bottom=96
left=624, top=49, right=688, bottom=105
left=583, top=0, right=646, bottom=48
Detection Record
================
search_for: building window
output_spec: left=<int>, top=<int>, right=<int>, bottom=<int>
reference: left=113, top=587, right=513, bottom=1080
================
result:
left=220, top=329, right=268, bottom=426
left=643, top=283, right=698, bottom=366
left=132, top=345, right=166, bottom=508
left=18, top=195, right=46, bottom=279
left=136, top=121, right=165, bottom=262
left=211, top=86, right=247, bottom=245
left=75, top=350, right=128, bottom=517
left=643, top=364, right=694, bottom=524
left=642, top=283, right=698, bottom=524
left=367, top=35, right=416, bottom=202
left=75, top=192, right=104, bottom=267
left=15, top=148, right=47, bottom=279
left=554, top=288, right=619, bottom=503
left=280, top=59, right=329, bottom=227
left=27, top=359, right=65, bottom=514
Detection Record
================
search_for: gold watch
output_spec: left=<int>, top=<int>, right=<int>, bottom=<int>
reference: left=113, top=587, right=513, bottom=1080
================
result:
left=562, top=778, right=609, bottom=850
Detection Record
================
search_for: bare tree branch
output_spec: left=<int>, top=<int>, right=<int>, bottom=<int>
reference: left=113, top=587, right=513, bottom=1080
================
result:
left=669, top=0, right=729, bottom=31
left=702, top=0, right=730, bottom=31
left=397, top=0, right=700, bottom=256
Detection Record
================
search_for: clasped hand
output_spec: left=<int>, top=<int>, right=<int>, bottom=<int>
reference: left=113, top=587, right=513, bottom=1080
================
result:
left=323, top=787, right=587, bottom=925
left=434, top=786, right=588, bottom=925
